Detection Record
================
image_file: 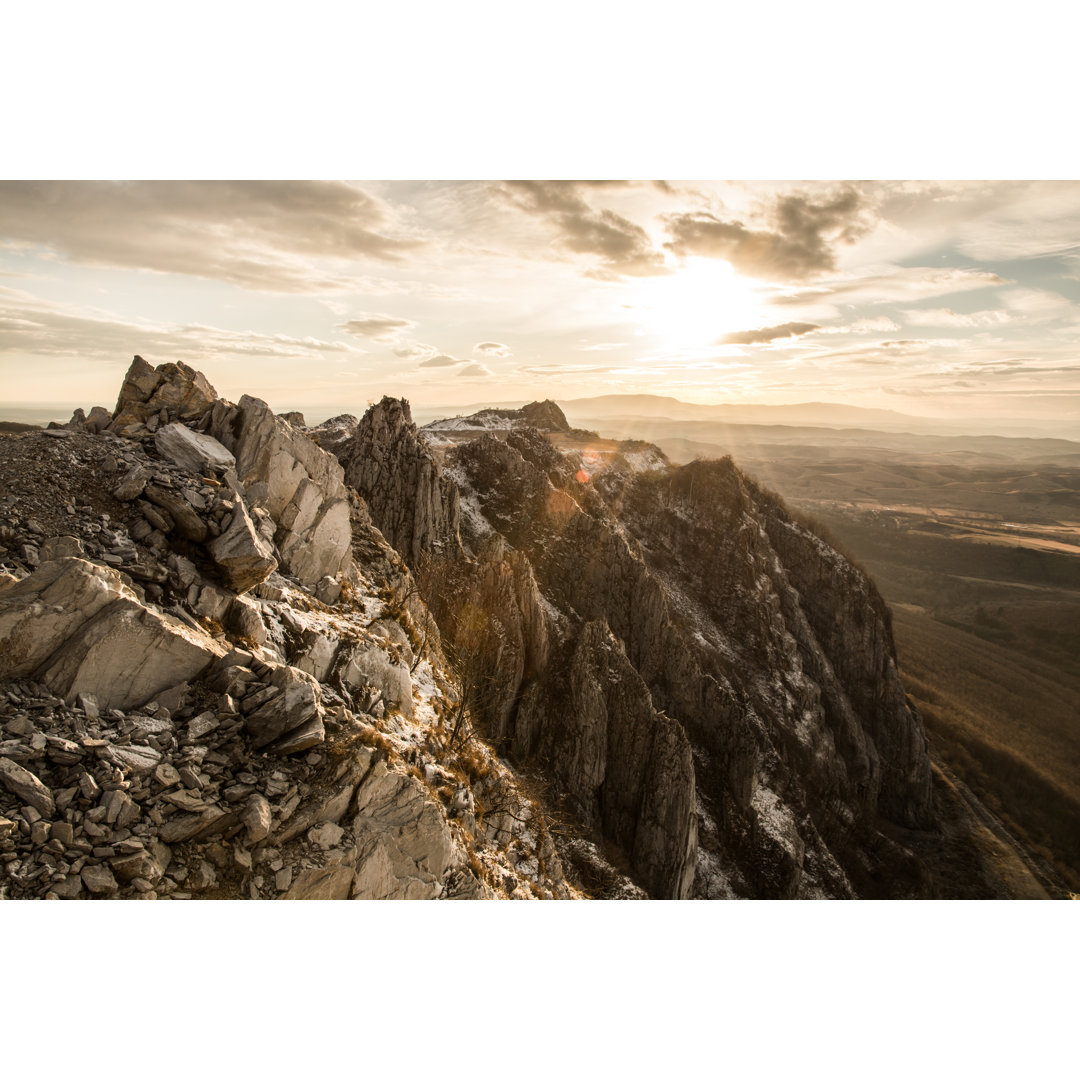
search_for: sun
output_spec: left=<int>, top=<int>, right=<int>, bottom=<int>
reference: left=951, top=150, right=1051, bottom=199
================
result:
left=625, top=257, right=764, bottom=350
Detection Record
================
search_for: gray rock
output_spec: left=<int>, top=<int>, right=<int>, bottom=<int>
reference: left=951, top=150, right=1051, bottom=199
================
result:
left=205, top=496, right=278, bottom=593
left=154, top=423, right=235, bottom=476
left=0, top=757, right=55, bottom=817
left=113, top=465, right=152, bottom=502
left=240, top=794, right=272, bottom=844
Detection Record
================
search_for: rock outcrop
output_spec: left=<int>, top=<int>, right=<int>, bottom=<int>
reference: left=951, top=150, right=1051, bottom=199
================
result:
left=325, top=400, right=938, bottom=899
left=0, top=358, right=959, bottom=900
left=0, top=368, right=595, bottom=901
left=336, top=397, right=461, bottom=567
left=208, top=394, right=352, bottom=587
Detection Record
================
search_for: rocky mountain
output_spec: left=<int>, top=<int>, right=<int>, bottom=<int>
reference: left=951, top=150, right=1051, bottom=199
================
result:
left=0, top=358, right=1040, bottom=899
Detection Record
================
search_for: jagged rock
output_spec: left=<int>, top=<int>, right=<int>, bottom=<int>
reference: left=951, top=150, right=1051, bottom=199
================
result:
left=108, top=356, right=217, bottom=436
left=154, top=423, right=235, bottom=476
left=338, top=397, right=461, bottom=567
left=205, top=496, right=278, bottom=593
left=240, top=793, right=272, bottom=844
left=226, top=594, right=266, bottom=645
left=40, top=536, right=85, bottom=561
left=0, top=756, right=56, bottom=817
left=85, top=406, right=112, bottom=433
left=0, top=558, right=132, bottom=679
left=308, top=821, right=344, bottom=850
left=307, top=414, right=358, bottom=458
left=242, top=663, right=324, bottom=751
left=144, top=484, right=208, bottom=543
left=31, top=590, right=224, bottom=711
left=208, top=395, right=352, bottom=586
left=112, top=465, right=151, bottom=502
left=338, top=644, right=413, bottom=719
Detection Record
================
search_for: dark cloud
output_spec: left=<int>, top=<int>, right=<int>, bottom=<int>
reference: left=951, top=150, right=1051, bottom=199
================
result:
left=419, top=354, right=463, bottom=368
left=664, top=185, right=872, bottom=282
left=719, top=321, right=820, bottom=345
left=474, top=341, right=511, bottom=357
left=340, top=314, right=415, bottom=340
left=0, top=181, right=419, bottom=293
left=499, top=181, right=668, bottom=279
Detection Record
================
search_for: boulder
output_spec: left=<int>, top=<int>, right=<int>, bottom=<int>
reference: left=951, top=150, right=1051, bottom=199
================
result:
left=14, top=568, right=226, bottom=710
left=155, top=423, right=235, bottom=476
left=143, top=484, right=208, bottom=543
left=0, top=757, right=56, bottom=817
left=206, top=497, right=277, bottom=593
left=0, top=558, right=131, bottom=679
left=109, top=356, right=217, bottom=436
left=243, top=663, right=324, bottom=751
left=209, top=394, right=352, bottom=586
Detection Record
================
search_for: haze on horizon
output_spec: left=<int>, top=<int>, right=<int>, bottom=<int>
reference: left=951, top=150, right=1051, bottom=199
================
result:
left=1, top=179, right=1078, bottom=432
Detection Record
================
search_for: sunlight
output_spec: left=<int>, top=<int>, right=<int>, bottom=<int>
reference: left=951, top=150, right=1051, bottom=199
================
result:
left=624, top=257, right=765, bottom=349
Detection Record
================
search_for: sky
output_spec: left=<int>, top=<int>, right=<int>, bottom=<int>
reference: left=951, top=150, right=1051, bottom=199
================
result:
left=1, top=179, right=1079, bottom=429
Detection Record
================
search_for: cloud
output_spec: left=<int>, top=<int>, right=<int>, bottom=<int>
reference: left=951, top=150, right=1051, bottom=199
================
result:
left=772, top=266, right=1009, bottom=306
left=393, top=341, right=438, bottom=360
left=899, top=307, right=1011, bottom=328
left=663, top=185, right=872, bottom=282
left=419, top=354, right=464, bottom=368
left=718, top=321, right=820, bottom=345
left=340, top=313, right=415, bottom=340
left=580, top=342, right=627, bottom=352
left=457, top=363, right=492, bottom=377
left=0, top=181, right=419, bottom=294
left=498, top=181, right=668, bottom=279
left=0, top=293, right=366, bottom=366
left=474, top=341, right=511, bottom=358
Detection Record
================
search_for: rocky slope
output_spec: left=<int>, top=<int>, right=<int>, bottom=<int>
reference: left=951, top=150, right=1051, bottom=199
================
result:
left=2, top=357, right=1022, bottom=899
left=0, top=360, right=611, bottom=900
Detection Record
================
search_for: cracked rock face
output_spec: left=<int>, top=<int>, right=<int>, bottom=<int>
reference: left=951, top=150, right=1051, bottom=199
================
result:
left=320, top=398, right=937, bottom=899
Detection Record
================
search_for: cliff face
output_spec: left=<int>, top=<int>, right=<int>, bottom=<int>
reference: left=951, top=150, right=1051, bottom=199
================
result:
left=333, top=397, right=461, bottom=567
left=339, top=404, right=935, bottom=898
left=0, top=363, right=942, bottom=900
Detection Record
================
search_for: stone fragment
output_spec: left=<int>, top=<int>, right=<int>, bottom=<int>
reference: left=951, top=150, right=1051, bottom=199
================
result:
left=154, top=762, right=181, bottom=787
left=0, top=758, right=55, bottom=817
left=187, top=860, right=217, bottom=891
left=284, top=865, right=354, bottom=900
left=187, top=711, right=219, bottom=740
left=243, top=664, right=324, bottom=751
left=205, top=496, right=277, bottom=593
left=52, top=874, right=84, bottom=899
left=81, top=863, right=119, bottom=895
left=240, top=793, right=272, bottom=844
left=111, top=846, right=167, bottom=885
left=162, top=789, right=207, bottom=812
left=159, top=807, right=227, bottom=843
left=104, top=744, right=162, bottom=774
left=50, top=821, right=74, bottom=847
left=113, top=466, right=151, bottom=502
left=40, top=535, right=85, bottom=560
left=307, top=821, right=344, bottom=850
left=144, top=485, right=208, bottom=543
left=154, top=423, right=235, bottom=476
left=275, top=867, right=293, bottom=893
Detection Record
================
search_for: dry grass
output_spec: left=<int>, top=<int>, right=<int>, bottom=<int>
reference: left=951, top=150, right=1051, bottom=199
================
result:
left=893, top=606, right=1080, bottom=890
